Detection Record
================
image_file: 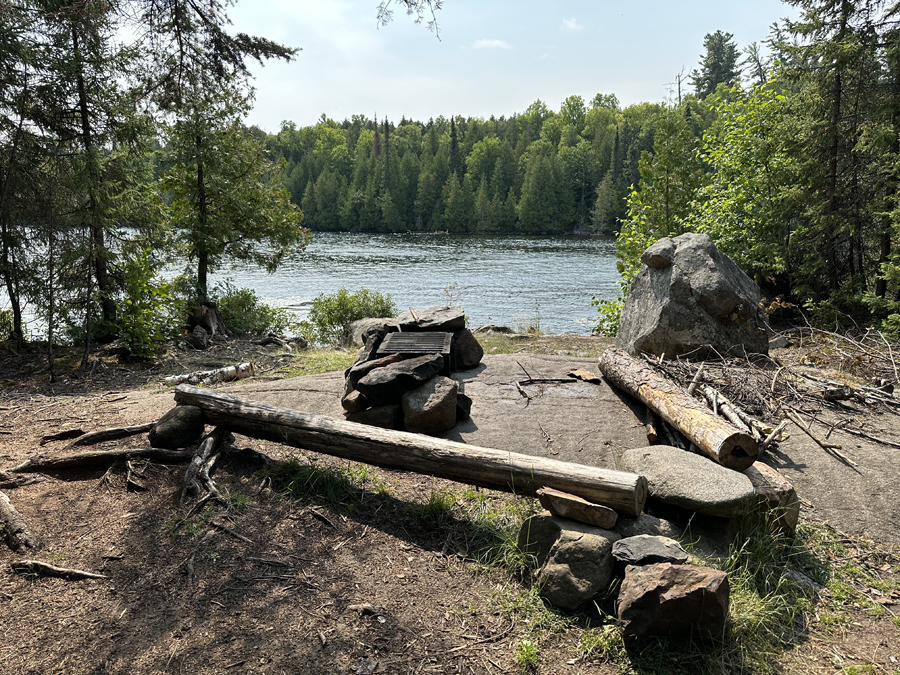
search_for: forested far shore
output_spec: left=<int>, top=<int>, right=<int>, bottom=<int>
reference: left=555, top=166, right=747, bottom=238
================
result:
left=264, top=93, right=654, bottom=235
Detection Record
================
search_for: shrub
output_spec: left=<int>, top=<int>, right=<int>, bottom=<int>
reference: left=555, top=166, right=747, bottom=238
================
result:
left=117, top=251, right=183, bottom=358
left=213, top=282, right=297, bottom=336
left=303, top=287, right=396, bottom=345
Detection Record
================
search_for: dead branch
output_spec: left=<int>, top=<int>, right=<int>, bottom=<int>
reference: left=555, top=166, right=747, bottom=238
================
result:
left=686, top=362, right=705, bottom=395
left=213, top=521, right=253, bottom=544
left=0, top=490, right=39, bottom=552
left=11, top=559, right=106, bottom=580
left=8, top=448, right=194, bottom=473
left=164, top=362, right=255, bottom=387
left=785, top=408, right=859, bottom=468
left=700, top=385, right=751, bottom=433
left=180, top=428, right=228, bottom=506
left=759, top=420, right=789, bottom=453
left=68, top=421, right=156, bottom=448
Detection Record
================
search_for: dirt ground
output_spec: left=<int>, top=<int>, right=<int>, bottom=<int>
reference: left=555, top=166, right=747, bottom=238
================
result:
left=1, top=334, right=899, bottom=674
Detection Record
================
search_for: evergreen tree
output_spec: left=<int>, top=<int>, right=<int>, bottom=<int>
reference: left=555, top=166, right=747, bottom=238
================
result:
left=691, top=30, right=742, bottom=99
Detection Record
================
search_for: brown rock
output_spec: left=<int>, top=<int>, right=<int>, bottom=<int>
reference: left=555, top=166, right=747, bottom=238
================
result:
left=341, top=390, right=368, bottom=414
left=536, top=487, right=617, bottom=529
left=617, top=563, right=729, bottom=644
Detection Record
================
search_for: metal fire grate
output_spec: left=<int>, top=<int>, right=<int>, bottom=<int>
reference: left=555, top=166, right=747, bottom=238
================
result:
left=376, top=332, right=453, bottom=373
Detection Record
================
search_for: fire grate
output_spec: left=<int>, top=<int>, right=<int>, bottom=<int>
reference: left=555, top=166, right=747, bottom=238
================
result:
left=376, top=332, right=453, bottom=373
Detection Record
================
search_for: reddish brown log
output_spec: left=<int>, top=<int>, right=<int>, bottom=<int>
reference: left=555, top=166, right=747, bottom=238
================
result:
left=598, top=347, right=758, bottom=471
left=173, top=385, right=648, bottom=515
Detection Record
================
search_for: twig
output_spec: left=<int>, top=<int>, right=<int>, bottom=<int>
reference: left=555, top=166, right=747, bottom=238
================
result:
left=11, top=560, right=106, bottom=580
left=759, top=420, right=789, bottom=454
left=213, top=521, right=253, bottom=544
left=686, top=362, right=705, bottom=395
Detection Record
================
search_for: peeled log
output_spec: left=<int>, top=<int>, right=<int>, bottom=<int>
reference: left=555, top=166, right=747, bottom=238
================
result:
left=173, top=384, right=647, bottom=515
left=598, top=347, right=757, bottom=471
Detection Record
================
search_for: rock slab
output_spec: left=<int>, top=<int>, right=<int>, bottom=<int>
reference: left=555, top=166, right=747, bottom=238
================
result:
left=621, top=445, right=756, bottom=518
left=617, top=562, right=729, bottom=644
left=612, top=535, right=688, bottom=569
left=536, top=487, right=618, bottom=529
left=616, top=233, right=768, bottom=358
left=397, top=306, right=466, bottom=332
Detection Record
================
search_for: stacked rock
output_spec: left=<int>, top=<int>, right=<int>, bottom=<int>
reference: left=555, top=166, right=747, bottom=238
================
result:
left=341, top=306, right=482, bottom=435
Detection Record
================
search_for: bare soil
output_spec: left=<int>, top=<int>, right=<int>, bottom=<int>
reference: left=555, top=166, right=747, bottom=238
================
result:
left=1, top=335, right=899, bottom=674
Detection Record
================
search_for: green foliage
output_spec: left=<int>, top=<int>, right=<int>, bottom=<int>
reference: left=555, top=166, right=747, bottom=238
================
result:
left=303, top=287, right=397, bottom=345
left=590, top=295, right=623, bottom=337
left=514, top=639, right=539, bottom=674
left=213, top=282, right=297, bottom=336
left=0, top=309, right=16, bottom=340
left=116, top=250, right=182, bottom=359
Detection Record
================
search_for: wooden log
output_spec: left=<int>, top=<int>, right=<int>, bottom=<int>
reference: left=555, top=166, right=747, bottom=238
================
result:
left=0, top=490, right=39, bottom=552
left=68, top=421, right=156, bottom=447
left=11, top=559, right=106, bottom=580
left=536, top=487, right=618, bottom=529
left=9, top=448, right=194, bottom=473
left=598, top=347, right=758, bottom=471
left=173, top=385, right=648, bottom=515
left=164, top=362, right=255, bottom=387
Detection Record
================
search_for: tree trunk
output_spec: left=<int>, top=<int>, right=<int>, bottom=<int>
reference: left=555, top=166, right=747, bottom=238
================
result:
left=172, top=385, right=648, bottom=515
left=597, top=347, right=758, bottom=471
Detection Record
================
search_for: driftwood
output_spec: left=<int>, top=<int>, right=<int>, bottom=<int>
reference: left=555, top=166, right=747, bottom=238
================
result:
left=598, top=347, right=758, bottom=471
left=11, top=559, right=106, bottom=580
left=173, top=384, right=648, bottom=515
left=180, top=428, right=228, bottom=505
left=68, top=421, right=156, bottom=447
left=536, top=487, right=617, bottom=529
left=9, top=448, right=194, bottom=473
left=164, top=362, right=255, bottom=387
left=0, top=490, right=39, bottom=552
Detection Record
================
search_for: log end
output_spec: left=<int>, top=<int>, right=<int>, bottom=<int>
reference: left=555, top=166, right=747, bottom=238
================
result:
left=718, top=433, right=759, bottom=472
left=633, top=474, right=648, bottom=516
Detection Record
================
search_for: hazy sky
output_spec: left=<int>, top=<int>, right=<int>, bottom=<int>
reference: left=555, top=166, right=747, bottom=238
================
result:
left=227, top=0, right=799, bottom=133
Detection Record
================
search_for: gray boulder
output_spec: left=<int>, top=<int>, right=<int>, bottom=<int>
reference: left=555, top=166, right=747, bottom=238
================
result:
left=618, top=563, right=729, bottom=644
left=621, top=446, right=756, bottom=518
left=397, top=306, right=466, bottom=332
left=517, top=512, right=620, bottom=611
left=349, top=318, right=399, bottom=347
left=402, top=376, right=459, bottom=435
left=356, top=354, right=445, bottom=407
left=149, top=405, right=205, bottom=449
left=538, top=521, right=620, bottom=611
left=612, top=535, right=689, bottom=569
left=452, top=328, right=484, bottom=370
left=616, top=233, right=768, bottom=358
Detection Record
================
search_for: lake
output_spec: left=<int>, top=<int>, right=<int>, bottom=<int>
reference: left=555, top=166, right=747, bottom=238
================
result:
left=205, top=233, right=620, bottom=336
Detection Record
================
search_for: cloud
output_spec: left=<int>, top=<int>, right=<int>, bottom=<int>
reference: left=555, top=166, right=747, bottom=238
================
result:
left=472, top=39, right=511, bottom=50
left=562, top=17, right=582, bottom=32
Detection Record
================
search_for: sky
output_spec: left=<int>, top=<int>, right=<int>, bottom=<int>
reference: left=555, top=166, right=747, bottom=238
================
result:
left=227, top=0, right=800, bottom=133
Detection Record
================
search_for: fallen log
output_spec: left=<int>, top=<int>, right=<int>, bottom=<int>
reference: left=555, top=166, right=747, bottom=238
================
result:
left=598, top=347, right=758, bottom=471
left=9, top=448, right=194, bottom=473
left=164, top=362, right=255, bottom=387
left=173, top=385, right=648, bottom=515
left=0, top=490, right=39, bottom=552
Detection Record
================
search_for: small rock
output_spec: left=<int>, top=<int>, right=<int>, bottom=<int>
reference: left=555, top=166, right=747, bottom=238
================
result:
left=341, top=390, right=368, bottom=414
left=769, top=335, right=791, bottom=350
left=621, top=446, right=756, bottom=518
left=617, top=563, right=729, bottom=644
left=615, top=514, right=684, bottom=540
left=149, top=405, right=205, bottom=449
left=356, top=354, right=445, bottom=407
left=456, top=392, right=473, bottom=420
left=536, top=487, right=617, bottom=529
left=186, top=325, right=209, bottom=350
left=402, top=376, right=458, bottom=435
left=452, top=328, right=484, bottom=370
left=345, top=405, right=402, bottom=430
left=397, top=306, right=466, bottom=332
left=472, top=324, right=513, bottom=334
left=612, top=535, right=688, bottom=570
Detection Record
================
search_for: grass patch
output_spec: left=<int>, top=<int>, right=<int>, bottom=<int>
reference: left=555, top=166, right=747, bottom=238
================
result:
left=514, top=639, right=539, bottom=674
left=267, top=456, right=381, bottom=510
left=276, top=348, right=356, bottom=378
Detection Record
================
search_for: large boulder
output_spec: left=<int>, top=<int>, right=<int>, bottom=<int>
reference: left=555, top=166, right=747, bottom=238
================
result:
left=617, top=563, right=729, bottom=644
left=616, top=233, right=768, bottom=358
left=401, top=376, right=459, bottom=434
left=621, top=446, right=756, bottom=518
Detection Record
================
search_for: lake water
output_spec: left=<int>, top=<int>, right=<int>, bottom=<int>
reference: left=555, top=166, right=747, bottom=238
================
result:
left=205, top=233, right=620, bottom=336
